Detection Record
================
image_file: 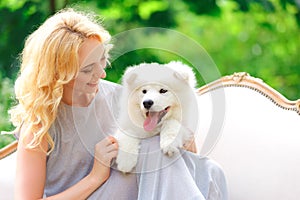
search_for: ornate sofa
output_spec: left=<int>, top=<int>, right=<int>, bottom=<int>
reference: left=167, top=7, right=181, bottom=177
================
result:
left=1, top=72, right=299, bottom=200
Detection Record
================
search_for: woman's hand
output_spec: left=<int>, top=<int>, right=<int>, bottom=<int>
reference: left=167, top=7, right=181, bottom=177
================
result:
left=89, top=136, right=118, bottom=185
left=39, top=136, right=118, bottom=200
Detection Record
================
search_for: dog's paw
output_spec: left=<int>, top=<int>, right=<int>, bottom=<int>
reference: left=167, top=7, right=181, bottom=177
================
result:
left=161, top=144, right=180, bottom=157
left=116, top=151, right=138, bottom=173
left=160, top=137, right=181, bottom=156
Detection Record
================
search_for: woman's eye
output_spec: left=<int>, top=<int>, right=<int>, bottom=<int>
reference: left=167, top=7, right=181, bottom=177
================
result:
left=142, top=89, right=147, bottom=94
left=159, top=89, right=168, bottom=93
left=80, top=65, right=94, bottom=73
left=82, top=69, right=93, bottom=73
left=81, top=69, right=93, bottom=74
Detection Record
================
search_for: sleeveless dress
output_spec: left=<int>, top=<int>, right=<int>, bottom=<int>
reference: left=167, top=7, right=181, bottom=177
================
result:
left=44, top=80, right=228, bottom=200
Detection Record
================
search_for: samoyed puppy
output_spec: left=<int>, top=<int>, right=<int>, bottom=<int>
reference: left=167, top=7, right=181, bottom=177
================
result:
left=115, top=61, right=199, bottom=173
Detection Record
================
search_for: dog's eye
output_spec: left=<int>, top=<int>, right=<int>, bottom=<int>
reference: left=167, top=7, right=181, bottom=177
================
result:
left=142, top=89, right=147, bottom=94
left=159, top=89, right=168, bottom=94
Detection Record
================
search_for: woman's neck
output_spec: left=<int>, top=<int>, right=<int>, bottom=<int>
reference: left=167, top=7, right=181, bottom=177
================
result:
left=62, top=89, right=97, bottom=107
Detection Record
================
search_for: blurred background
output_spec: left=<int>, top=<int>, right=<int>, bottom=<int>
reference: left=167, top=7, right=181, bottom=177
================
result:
left=0, top=0, right=299, bottom=148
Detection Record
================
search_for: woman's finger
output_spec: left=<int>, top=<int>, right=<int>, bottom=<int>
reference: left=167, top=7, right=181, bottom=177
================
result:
left=183, top=138, right=198, bottom=153
left=107, top=149, right=118, bottom=158
left=108, top=135, right=117, bottom=144
left=106, top=142, right=118, bottom=153
left=102, top=135, right=117, bottom=147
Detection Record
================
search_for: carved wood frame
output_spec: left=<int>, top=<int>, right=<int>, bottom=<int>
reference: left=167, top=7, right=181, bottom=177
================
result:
left=197, top=72, right=300, bottom=114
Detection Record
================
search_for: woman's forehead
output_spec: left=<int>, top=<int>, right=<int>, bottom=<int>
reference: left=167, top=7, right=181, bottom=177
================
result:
left=79, top=38, right=105, bottom=68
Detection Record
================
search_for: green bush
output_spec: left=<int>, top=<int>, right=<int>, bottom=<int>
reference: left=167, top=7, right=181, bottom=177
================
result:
left=0, top=75, right=16, bottom=148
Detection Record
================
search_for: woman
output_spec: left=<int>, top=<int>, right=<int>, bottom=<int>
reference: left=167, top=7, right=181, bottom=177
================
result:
left=10, top=8, right=227, bottom=200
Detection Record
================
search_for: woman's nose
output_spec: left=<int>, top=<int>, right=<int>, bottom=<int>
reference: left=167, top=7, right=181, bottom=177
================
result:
left=99, top=70, right=106, bottom=79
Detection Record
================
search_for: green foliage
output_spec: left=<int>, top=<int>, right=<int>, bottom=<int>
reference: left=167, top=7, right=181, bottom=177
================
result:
left=99, top=0, right=300, bottom=99
left=182, top=0, right=220, bottom=15
left=0, top=134, right=15, bottom=149
left=177, top=1, right=300, bottom=99
left=0, top=75, right=15, bottom=148
left=0, top=0, right=48, bottom=78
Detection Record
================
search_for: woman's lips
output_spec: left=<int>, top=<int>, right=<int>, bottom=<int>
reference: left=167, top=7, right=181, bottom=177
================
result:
left=87, top=82, right=98, bottom=87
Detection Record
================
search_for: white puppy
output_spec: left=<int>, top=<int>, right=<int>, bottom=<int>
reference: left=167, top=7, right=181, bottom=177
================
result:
left=115, top=61, right=199, bottom=173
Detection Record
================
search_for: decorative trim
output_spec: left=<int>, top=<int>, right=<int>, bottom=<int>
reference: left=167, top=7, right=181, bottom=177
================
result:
left=0, top=140, right=18, bottom=160
left=197, top=72, right=300, bottom=115
left=296, top=100, right=300, bottom=113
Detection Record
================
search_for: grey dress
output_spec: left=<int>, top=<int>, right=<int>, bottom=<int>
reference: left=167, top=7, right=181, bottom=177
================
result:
left=45, top=80, right=228, bottom=200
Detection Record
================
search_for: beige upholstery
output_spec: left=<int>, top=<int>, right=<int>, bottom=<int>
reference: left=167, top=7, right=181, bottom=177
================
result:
left=0, top=151, right=16, bottom=200
left=196, top=72, right=300, bottom=200
left=1, top=72, right=299, bottom=200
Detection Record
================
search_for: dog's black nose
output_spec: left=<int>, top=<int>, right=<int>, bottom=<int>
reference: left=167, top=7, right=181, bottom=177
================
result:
left=143, top=99, right=154, bottom=109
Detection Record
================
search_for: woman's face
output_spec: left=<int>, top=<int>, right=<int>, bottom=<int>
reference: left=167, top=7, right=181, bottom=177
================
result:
left=64, top=38, right=107, bottom=95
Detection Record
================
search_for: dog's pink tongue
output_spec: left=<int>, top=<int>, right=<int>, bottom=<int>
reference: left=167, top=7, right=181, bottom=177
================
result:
left=143, top=112, right=159, bottom=132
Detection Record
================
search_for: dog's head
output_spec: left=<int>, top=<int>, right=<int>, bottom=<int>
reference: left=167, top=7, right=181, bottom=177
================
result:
left=120, top=61, right=197, bottom=133
left=129, top=83, right=179, bottom=132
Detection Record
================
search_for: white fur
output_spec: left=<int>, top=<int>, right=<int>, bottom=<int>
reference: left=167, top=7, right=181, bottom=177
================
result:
left=115, top=61, right=199, bottom=173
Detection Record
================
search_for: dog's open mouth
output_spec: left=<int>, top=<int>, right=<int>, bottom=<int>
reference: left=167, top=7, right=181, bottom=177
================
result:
left=143, top=106, right=170, bottom=132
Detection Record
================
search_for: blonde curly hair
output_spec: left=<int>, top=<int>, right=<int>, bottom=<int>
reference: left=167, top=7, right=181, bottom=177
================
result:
left=9, top=8, right=111, bottom=153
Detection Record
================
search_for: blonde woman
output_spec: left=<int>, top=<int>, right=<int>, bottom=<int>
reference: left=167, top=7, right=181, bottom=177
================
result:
left=9, top=8, right=228, bottom=200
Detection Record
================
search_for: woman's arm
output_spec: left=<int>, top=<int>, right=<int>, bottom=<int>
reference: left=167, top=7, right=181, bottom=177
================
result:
left=47, top=136, right=118, bottom=200
left=15, top=127, right=118, bottom=200
left=15, top=126, right=48, bottom=200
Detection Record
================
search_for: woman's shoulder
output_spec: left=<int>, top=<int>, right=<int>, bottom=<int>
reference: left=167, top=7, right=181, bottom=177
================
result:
left=99, top=80, right=122, bottom=94
left=100, top=79, right=121, bottom=88
left=94, top=80, right=123, bottom=114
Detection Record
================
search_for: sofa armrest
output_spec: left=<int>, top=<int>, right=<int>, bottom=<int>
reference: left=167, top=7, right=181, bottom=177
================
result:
left=0, top=145, right=17, bottom=200
left=0, top=140, right=18, bottom=160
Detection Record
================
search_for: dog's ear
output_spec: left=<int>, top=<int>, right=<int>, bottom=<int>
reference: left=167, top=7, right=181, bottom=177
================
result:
left=173, top=71, right=190, bottom=83
left=173, top=71, right=196, bottom=88
left=125, top=73, right=137, bottom=85
left=122, top=66, right=138, bottom=85
left=169, top=61, right=197, bottom=88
